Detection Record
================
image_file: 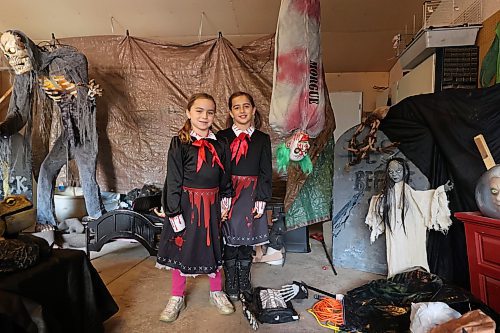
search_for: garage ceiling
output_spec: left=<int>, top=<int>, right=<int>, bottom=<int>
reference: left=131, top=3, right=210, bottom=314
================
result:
left=0, top=0, right=424, bottom=72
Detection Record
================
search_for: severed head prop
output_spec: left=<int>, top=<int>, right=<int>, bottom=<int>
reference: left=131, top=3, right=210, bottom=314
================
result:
left=475, top=165, right=500, bottom=219
left=286, top=130, right=310, bottom=162
left=276, top=129, right=313, bottom=175
left=0, top=31, right=33, bottom=75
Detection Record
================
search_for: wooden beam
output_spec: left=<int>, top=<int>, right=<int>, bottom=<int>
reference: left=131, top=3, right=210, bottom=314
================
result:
left=474, top=134, right=496, bottom=170
left=0, top=86, right=13, bottom=105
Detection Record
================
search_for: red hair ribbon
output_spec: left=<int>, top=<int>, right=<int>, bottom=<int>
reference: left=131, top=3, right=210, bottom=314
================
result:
left=192, top=139, right=224, bottom=172
left=230, top=132, right=250, bottom=165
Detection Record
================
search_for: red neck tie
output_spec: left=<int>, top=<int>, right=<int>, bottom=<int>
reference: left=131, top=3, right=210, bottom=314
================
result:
left=192, top=139, right=224, bottom=172
left=230, top=132, right=250, bottom=165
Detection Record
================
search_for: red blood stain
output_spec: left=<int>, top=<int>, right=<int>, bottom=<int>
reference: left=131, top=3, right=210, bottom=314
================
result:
left=228, top=175, right=257, bottom=219
left=185, top=187, right=217, bottom=247
left=291, top=0, right=320, bottom=22
left=276, top=48, right=308, bottom=85
left=283, top=92, right=306, bottom=133
left=282, top=72, right=325, bottom=133
left=174, top=236, right=184, bottom=248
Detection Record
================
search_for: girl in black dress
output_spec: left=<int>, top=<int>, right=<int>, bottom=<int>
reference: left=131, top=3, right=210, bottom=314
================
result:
left=156, top=93, right=235, bottom=322
left=217, top=92, right=272, bottom=300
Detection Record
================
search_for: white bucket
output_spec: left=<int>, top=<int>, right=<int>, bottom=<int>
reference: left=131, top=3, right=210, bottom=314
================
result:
left=54, top=187, right=87, bottom=222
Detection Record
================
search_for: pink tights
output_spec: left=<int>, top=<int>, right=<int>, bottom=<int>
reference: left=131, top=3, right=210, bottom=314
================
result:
left=171, top=269, right=222, bottom=297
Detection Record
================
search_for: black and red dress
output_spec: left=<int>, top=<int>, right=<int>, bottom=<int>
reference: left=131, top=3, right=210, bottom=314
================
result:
left=156, top=132, right=232, bottom=276
left=217, top=125, right=272, bottom=246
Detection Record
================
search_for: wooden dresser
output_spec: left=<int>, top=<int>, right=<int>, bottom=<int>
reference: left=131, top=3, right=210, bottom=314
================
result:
left=455, top=212, right=500, bottom=313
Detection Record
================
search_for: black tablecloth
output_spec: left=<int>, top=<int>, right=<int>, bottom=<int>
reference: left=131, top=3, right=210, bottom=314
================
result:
left=0, top=249, right=118, bottom=333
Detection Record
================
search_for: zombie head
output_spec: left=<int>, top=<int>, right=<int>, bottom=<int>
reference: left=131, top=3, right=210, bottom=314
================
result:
left=385, top=157, right=410, bottom=187
left=388, top=160, right=404, bottom=183
left=276, top=130, right=313, bottom=175
left=286, top=130, right=310, bottom=162
left=0, top=31, right=33, bottom=75
left=490, top=176, right=500, bottom=208
left=475, top=165, right=500, bottom=219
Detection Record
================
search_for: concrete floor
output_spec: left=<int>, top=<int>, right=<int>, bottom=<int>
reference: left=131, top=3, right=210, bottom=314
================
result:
left=86, top=239, right=382, bottom=333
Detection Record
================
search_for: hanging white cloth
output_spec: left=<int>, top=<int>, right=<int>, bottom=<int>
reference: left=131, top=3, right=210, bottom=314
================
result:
left=365, top=182, right=452, bottom=277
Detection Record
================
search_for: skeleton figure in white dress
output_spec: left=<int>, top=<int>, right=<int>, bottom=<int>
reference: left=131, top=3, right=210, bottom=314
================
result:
left=365, top=158, right=453, bottom=277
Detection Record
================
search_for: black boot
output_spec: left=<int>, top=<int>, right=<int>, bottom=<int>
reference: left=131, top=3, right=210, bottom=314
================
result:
left=238, top=259, right=253, bottom=296
left=223, top=259, right=239, bottom=301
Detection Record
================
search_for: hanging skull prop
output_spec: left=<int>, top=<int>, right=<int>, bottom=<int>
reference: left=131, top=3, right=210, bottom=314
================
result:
left=286, top=130, right=310, bottom=162
left=0, top=31, right=33, bottom=74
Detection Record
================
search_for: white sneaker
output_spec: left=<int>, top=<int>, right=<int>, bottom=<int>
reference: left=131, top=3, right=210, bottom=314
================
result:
left=159, top=296, right=185, bottom=322
left=209, top=291, right=235, bottom=315
left=261, top=247, right=284, bottom=266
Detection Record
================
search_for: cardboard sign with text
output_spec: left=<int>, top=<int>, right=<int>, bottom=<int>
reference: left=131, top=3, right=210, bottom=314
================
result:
left=0, top=133, right=33, bottom=201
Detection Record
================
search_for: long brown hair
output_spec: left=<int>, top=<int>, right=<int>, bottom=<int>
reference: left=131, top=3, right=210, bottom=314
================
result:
left=226, top=91, right=262, bottom=129
left=178, top=93, right=217, bottom=144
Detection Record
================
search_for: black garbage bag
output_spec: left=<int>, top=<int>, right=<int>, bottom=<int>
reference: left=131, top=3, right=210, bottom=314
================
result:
left=123, top=184, right=162, bottom=209
left=342, top=268, right=498, bottom=332
left=0, top=234, right=51, bottom=273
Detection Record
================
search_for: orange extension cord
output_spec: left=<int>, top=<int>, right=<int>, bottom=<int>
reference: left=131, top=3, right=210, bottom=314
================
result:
left=307, top=297, right=344, bottom=331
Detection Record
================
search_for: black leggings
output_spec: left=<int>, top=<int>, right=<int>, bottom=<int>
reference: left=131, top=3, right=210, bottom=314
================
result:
left=224, top=245, right=253, bottom=261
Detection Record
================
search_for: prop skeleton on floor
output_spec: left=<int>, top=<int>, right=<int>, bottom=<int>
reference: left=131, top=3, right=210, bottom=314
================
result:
left=0, top=30, right=104, bottom=226
left=270, top=0, right=326, bottom=174
left=240, top=283, right=306, bottom=330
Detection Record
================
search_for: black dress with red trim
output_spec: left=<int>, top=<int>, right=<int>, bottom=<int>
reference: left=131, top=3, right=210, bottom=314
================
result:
left=217, top=128, right=272, bottom=246
left=156, top=135, right=232, bottom=276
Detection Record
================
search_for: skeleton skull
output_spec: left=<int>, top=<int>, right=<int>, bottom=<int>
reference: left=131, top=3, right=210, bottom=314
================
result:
left=286, top=130, right=310, bottom=162
left=0, top=32, right=33, bottom=75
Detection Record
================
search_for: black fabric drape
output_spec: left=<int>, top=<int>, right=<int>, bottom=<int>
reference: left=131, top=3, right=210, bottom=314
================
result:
left=380, top=84, right=500, bottom=288
left=343, top=268, right=499, bottom=332
left=0, top=249, right=118, bottom=333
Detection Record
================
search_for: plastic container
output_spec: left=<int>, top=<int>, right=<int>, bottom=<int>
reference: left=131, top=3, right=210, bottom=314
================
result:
left=54, top=187, right=87, bottom=222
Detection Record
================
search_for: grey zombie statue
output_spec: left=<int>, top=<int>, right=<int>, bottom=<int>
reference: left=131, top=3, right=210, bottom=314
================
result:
left=0, top=30, right=104, bottom=227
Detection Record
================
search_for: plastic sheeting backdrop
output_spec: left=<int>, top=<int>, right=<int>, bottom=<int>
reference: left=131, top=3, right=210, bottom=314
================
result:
left=31, top=35, right=335, bottom=230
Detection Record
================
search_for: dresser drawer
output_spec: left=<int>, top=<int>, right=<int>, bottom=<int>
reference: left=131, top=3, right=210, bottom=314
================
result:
left=455, top=212, right=500, bottom=314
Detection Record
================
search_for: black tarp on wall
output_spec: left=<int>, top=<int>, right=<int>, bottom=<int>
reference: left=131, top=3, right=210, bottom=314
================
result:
left=380, top=84, right=500, bottom=288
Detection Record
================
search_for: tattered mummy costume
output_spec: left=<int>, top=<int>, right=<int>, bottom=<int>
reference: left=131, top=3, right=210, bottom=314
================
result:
left=156, top=131, right=232, bottom=276
left=217, top=124, right=272, bottom=298
left=365, top=158, right=453, bottom=277
left=0, top=30, right=104, bottom=226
